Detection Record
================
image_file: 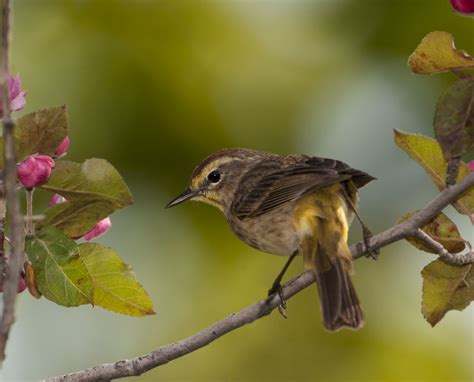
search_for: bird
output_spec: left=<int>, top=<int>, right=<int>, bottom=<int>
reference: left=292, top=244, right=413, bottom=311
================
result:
left=166, top=148, right=375, bottom=331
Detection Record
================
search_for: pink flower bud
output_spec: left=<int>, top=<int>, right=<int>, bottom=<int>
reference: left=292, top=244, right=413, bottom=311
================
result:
left=83, top=217, right=112, bottom=241
left=0, top=73, right=27, bottom=115
left=468, top=160, right=474, bottom=172
left=450, top=0, right=474, bottom=14
left=17, top=273, right=27, bottom=293
left=17, top=155, right=55, bottom=189
left=55, top=137, right=70, bottom=157
left=48, top=193, right=67, bottom=206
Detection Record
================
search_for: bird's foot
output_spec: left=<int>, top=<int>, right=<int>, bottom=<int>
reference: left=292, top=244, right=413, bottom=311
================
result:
left=363, top=226, right=380, bottom=260
left=268, top=282, right=288, bottom=319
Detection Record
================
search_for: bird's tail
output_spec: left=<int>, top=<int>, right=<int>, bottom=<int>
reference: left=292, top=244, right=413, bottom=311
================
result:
left=314, top=257, right=364, bottom=331
left=302, top=232, right=364, bottom=330
left=296, top=185, right=364, bottom=330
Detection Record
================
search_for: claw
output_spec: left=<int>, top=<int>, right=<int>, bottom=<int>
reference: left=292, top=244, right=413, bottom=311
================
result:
left=268, top=282, right=288, bottom=318
left=277, top=304, right=288, bottom=319
left=363, top=226, right=380, bottom=260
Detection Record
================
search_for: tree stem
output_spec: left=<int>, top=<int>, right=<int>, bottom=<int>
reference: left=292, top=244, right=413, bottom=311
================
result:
left=0, top=0, right=26, bottom=365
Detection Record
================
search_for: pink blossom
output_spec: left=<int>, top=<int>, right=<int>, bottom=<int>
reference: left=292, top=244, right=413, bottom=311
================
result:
left=83, top=217, right=112, bottom=241
left=17, top=155, right=55, bottom=189
left=468, top=160, right=474, bottom=172
left=0, top=73, right=27, bottom=115
left=48, top=193, right=67, bottom=206
left=450, top=0, right=474, bottom=14
left=17, top=274, right=27, bottom=293
left=55, top=137, right=70, bottom=157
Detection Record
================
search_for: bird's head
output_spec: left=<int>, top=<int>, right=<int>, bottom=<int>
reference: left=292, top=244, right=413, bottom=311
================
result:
left=166, top=148, right=266, bottom=212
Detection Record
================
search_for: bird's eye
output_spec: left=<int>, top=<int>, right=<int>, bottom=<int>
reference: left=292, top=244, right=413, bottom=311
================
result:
left=207, top=170, right=221, bottom=183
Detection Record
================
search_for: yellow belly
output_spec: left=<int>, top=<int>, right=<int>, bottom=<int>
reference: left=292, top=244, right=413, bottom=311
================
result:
left=294, top=184, right=353, bottom=272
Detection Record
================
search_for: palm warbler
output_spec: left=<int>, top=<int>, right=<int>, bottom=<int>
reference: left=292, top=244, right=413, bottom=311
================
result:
left=166, top=148, right=375, bottom=331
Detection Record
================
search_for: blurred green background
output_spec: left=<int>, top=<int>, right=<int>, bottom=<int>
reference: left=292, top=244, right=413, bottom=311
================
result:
left=1, top=0, right=473, bottom=381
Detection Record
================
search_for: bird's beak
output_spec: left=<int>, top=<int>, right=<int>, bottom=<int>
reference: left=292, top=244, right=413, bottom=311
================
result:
left=165, top=187, right=198, bottom=208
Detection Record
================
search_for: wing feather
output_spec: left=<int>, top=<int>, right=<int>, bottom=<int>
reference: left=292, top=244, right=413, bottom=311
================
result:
left=231, top=157, right=374, bottom=219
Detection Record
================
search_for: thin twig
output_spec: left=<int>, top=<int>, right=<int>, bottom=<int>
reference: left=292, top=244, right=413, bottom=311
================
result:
left=25, top=188, right=34, bottom=236
left=413, top=229, right=474, bottom=265
left=445, top=156, right=461, bottom=187
left=43, top=172, right=474, bottom=382
left=0, top=0, right=25, bottom=365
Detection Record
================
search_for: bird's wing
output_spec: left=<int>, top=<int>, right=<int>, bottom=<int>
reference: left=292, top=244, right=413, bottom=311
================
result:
left=231, top=157, right=374, bottom=219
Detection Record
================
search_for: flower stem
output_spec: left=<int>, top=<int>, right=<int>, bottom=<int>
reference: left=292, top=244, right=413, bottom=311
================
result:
left=26, top=188, right=34, bottom=236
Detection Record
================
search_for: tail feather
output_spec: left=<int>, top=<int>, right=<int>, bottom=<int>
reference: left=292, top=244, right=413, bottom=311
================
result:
left=296, top=185, right=364, bottom=331
left=315, top=260, right=364, bottom=331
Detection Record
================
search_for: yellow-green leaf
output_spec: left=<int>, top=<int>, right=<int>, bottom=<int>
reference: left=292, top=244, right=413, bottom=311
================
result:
left=79, top=243, right=155, bottom=317
left=394, top=130, right=474, bottom=223
left=38, top=159, right=134, bottom=238
left=421, top=259, right=474, bottom=326
left=26, top=228, right=93, bottom=307
left=408, top=31, right=474, bottom=75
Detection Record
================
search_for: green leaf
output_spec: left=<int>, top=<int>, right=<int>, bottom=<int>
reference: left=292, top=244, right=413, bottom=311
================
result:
left=25, top=229, right=153, bottom=316
left=421, top=260, right=474, bottom=326
left=79, top=243, right=155, bottom=316
left=26, top=228, right=93, bottom=307
left=434, top=79, right=474, bottom=160
left=0, top=105, right=69, bottom=167
left=397, top=211, right=468, bottom=254
left=394, top=130, right=474, bottom=223
left=38, top=159, right=134, bottom=238
left=408, top=31, right=474, bottom=75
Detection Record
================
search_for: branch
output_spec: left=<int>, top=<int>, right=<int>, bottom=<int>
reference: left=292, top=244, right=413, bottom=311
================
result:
left=44, top=172, right=474, bottom=382
left=0, top=0, right=25, bottom=365
left=413, top=229, right=474, bottom=265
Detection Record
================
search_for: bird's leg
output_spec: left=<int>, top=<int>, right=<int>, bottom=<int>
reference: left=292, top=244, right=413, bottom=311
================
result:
left=268, top=251, right=298, bottom=296
left=341, top=183, right=379, bottom=260
left=268, top=250, right=298, bottom=317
